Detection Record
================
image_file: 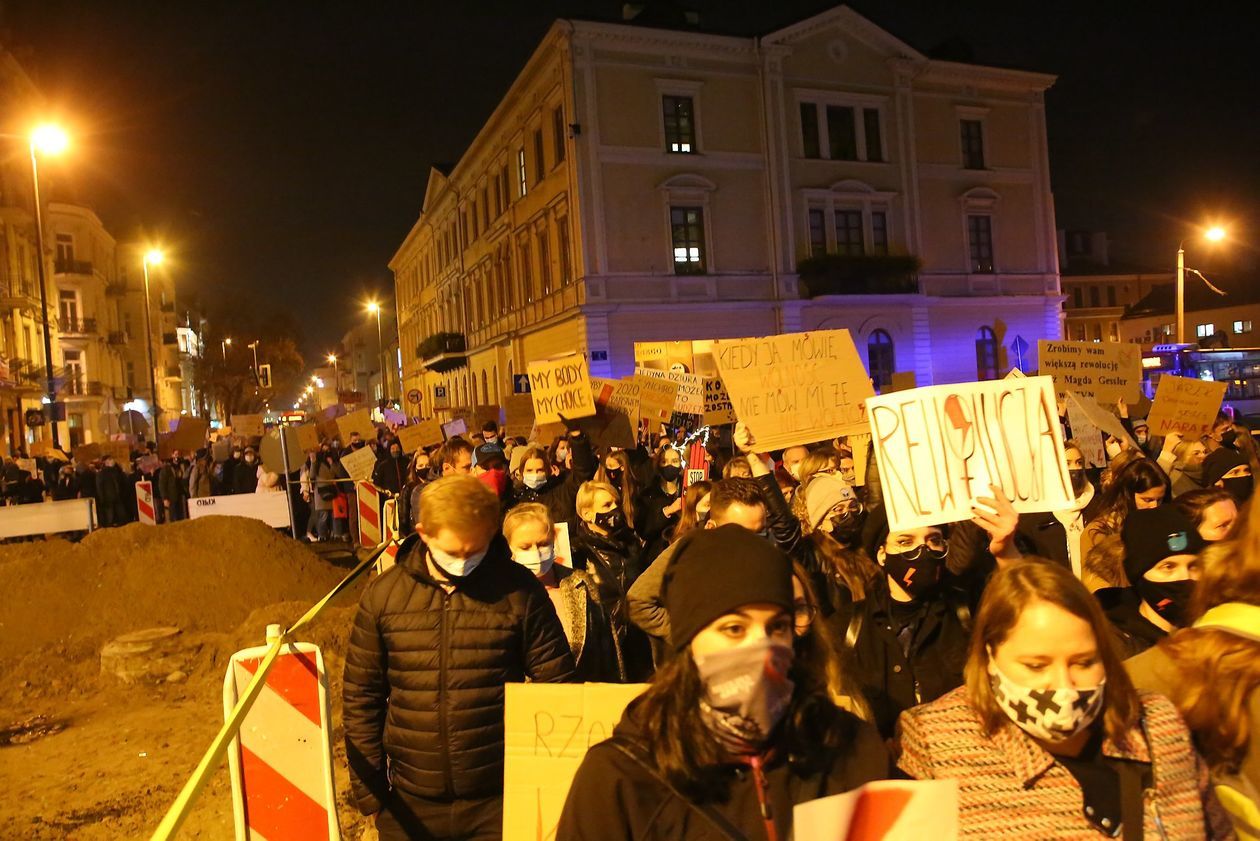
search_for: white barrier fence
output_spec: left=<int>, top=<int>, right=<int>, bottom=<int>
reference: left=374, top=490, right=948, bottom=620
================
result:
left=0, top=498, right=97, bottom=539
left=188, top=493, right=292, bottom=529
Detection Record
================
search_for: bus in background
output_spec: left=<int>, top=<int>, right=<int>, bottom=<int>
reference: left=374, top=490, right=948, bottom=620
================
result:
left=1141, top=343, right=1260, bottom=418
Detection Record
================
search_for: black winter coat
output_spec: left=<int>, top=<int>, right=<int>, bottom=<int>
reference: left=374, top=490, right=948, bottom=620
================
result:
left=634, top=482, right=680, bottom=556
left=571, top=522, right=653, bottom=681
left=232, top=460, right=258, bottom=494
left=1097, top=586, right=1167, bottom=658
left=370, top=453, right=407, bottom=496
left=342, top=534, right=575, bottom=813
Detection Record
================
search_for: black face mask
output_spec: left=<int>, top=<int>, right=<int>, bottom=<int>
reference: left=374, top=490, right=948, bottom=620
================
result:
left=659, top=465, right=681, bottom=483
left=1222, top=475, right=1254, bottom=502
left=594, top=507, right=626, bottom=534
left=882, top=544, right=948, bottom=600
left=1137, top=577, right=1195, bottom=628
left=605, top=467, right=623, bottom=488
left=1069, top=469, right=1090, bottom=497
left=828, top=510, right=867, bottom=547
left=1220, top=429, right=1238, bottom=448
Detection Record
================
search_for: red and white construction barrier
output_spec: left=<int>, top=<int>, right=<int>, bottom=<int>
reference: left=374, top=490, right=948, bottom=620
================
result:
left=355, top=480, right=382, bottom=547
left=136, top=480, right=156, bottom=525
left=224, top=626, right=339, bottom=841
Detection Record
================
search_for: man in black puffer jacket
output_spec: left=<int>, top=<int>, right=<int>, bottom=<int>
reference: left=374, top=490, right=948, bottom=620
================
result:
left=343, top=474, right=575, bottom=841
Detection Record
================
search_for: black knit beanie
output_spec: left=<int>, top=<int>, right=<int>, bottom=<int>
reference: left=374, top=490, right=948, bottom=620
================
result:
left=1122, top=506, right=1205, bottom=584
left=662, top=524, right=793, bottom=650
left=1202, top=447, right=1248, bottom=488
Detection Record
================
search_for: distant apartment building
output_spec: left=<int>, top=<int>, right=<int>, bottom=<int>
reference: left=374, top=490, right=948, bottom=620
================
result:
left=390, top=5, right=1063, bottom=417
left=1058, top=229, right=1170, bottom=345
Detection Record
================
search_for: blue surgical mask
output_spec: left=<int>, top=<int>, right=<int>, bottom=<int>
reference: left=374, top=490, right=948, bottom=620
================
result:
left=514, top=544, right=556, bottom=577
left=427, top=542, right=489, bottom=579
left=523, top=474, right=548, bottom=490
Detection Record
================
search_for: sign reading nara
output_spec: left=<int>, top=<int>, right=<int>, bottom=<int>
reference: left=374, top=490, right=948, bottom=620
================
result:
left=1145, top=374, right=1227, bottom=438
left=867, top=375, right=1073, bottom=532
left=713, top=329, right=874, bottom=451
left=1037, top=340, right=1142, bottom=404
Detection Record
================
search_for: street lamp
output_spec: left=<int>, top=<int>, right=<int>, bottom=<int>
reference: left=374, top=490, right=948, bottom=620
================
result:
left=247, top=340, right=260, bottom=373
left=221, top=336, right=232, bottom=361
left=366, top=300, right=384, bottom=401
left=29, top=123, right=70, bottom=449
left=141, top=248, right=165, bottom=435
left=1176, top=226, right=1229, bottom=344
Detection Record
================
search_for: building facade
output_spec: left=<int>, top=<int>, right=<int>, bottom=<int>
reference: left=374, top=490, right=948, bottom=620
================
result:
left=1058, top=229, right=1170, bottom=346
left=390, top=6, right=1063, bottom=418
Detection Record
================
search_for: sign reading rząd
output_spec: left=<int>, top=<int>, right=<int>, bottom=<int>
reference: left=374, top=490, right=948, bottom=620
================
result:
left=867, top=375, right=1073, bottom=532
left=527, top=353, right=597, bottom=425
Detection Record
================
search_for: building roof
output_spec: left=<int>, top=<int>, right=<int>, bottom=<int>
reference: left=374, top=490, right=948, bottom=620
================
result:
left=1123, top=275, right=1260, bottom=319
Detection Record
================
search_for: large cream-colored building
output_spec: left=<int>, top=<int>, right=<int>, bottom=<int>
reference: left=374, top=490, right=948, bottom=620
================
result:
left=390, top=6, right=1063, bottom=417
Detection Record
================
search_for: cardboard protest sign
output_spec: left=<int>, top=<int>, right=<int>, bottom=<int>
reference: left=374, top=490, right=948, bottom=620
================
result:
left=215, top=426, right=234, bottom=439
left=633, top=375, right=679, bottom=423
left=503, top=394, right=536, bottom=440
left=29, top=439, right=54, bottom=458
left=441, top=417, right=468, bottom=439
left=1004, top=367, right=1026, bottom=379
left=503, top=683, right=647, bottom=841
left=397, top=419, right=444, bottom=452
left=15, top=458, right=36, bottom=475
left=1065, top=392, right=1106, bottom=468
left=212, top=438, right=232, bottom=463
left=1038, top=340, right=1142, bottom=404
left=713, top=330, right=875, bottom=451
left=101, top=441, right=131, bottom=463
left=159, top=417, right=209, bottom=458
left=608, top=380, right=643, bottom=431
left=1066, top=394, right=1136, bottom=449
left=527, top=353, right=596, bottom=425
left=260, top=427, right=303, bottom=475
left=552, top=523, right=573, bottom=568
left=294, top=422, right=321, bottom=452
left=867, top=376, right=1073, bottom=532
left=635, top=367, right=704, bottom=414
left=589, top=376, right=617, bottom=407
left=1145, top=374, right=1227, bottom=438
left=231, top=413, right=265, bottom=438
left=888, top=371, right=918, bottom=393
left=849, top=433, right=871, bottom=487
left=702, top=377, right=735, bottom=425
left=795, top=780, right=959, bottom=841
left=73, top=443, right=102, bottom=463
left=339, top=445, right=377, bottom=482
left=336, top=408, right=377, bottom=443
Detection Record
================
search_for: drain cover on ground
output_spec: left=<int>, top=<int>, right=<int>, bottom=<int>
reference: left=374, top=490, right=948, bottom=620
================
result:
left=0, top=714, right=69, bottom=746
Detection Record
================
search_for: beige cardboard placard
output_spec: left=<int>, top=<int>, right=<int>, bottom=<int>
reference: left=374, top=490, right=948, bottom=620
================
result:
left=713, top=330, right=875, bottom=451
left=73, top=443, right=102, bottom=463
left=29, top=439, right=53, bottom=458
left=1065, top=393, right=1107, bottom=468
left=1038, top=340, right=1141, bottom=404
left=101, top=441, right=131, bottom=463
left=231, top=413, right=265, bottom=438
left=397, top=419, right=444, bottom=452
left=1065, top=391, right=1136, bottom=450
left=503, top=683, right=647, bottom=841
left=441, top=417, right=468, bottom=440
left=633, top=375, right=678, bottom=422
left=634, top=366, right=704, bottom=414
left=1145, top=374, right=1227, bottom=438
left=867, top=375, right=1073, bottom=532
left=1004, top=367, right=1027, bottom=380
left=849, top=432, right=871, bottom=487
left=702, top=376, right=735, bottom=426
left=608, top=380, right=643, bottom=432
left=159, top=417, right=209, bottom=459
left=888, top=371, right=917, bottom=393
left=589, top=376, right=617, bottom=407
left=527, top=353, right=596, bottom=425
left=503, top=394, right=536, bottom=440
left=339, top=445, right=378, bottom=482
left=295, top=422, right=321, bottom=452
left=336, top=408, right=377, bottom=442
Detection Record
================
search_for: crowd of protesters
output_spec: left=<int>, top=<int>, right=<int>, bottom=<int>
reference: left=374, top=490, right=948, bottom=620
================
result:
left=331, top=399, right=1260, bottom=840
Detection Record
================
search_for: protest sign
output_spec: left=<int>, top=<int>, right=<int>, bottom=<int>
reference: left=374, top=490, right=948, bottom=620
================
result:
left=634, top=367, right=704, bottom=414
left=527, top=353, right=596, bottom=425
left=503, top=683, right=646, bottom=841
left=336, top=408, right=377, bottom=442
left=339, top=446, right=377, bottom=482
left=795, top=780, right=959, bottom=841
left=73, top=443, right=102, bottom=463
left=590, top=376, right=617, bottom=407
left=48, top=448, right=70, bottom=463
left=713, top=330, right=874, bottom=451
left=632, top=375, right=678, bottom=423
left=382, top=407, right=407, bottom=426
left=867, top=375, right=1073, bottom=532
left=849, top=433, right=871, bottom=487
left=260, top=427, right=303, bottom=475
left=29, top=439, right=54, bottom=458
left=503, top=394, right=536, bottom=440
left=215, top=426, right=234, bottom=439
left=702, top=376, right=735, bottom=426
left=398, top=419, right=444, bottom=452
left=295, top=422, right=321, bottom=452
left=212, top=439, right=232, bottom=463
left=888, top=371, right=917, bottom=393
left=608, top=380, right=643, bottom=431
left=1145, top=374, right=1227, bottom=438
left=1066, top=392, right=1136, bottom=448
left=159, top=417, right=209, bottom=458
left=441, top=417, right=468, bottom=439
left=101, top=441, right=131, bottom=463
left=1037, top=340, right=1141, bottom=404
left=231, top=413, right=265, bottom=438
left=1065, top=392, right=1106, bottom=468
left=552, top=523, right=573, bottom=568
left=15, top=457, right=36, bottom=475
left=1004, top=367, right=1026, bottom=380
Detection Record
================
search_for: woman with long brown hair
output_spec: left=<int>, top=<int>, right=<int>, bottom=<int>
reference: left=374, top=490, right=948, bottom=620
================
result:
left=596, top=448, right=639, bottom=535
left=1128, top=499, right=1260, bottom=836
left=899, top=560, right=1231, bottom=838
left=1082, top=457, right=1170, bottom=562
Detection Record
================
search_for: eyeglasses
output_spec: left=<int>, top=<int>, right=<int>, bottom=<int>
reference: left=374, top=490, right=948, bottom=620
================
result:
left=793, top=601, right=817, bottom=631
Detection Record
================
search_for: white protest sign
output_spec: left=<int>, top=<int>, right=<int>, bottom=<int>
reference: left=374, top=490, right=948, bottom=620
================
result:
left=339, top=446, right=377, bottom=483
left=795, top=780, right=959, bottom=841
left=1065, top=392, right=1106, bottom=468
left=552, top=522, right=573, bottom=568
left=1038, top=339, right=1142, bottom=404
left=702, top=377, right=735, bottom=425
left=1066, top=392, right=1136, bottom=448
left=527, top=354, right=596, bottom=425
left=867, top=375, right=1073, bottom=531
left=441, top=417, right=468, bottom=439
left=713, top=330, right=875, bottom=451
left=1145, top=374, right=1227, bottom=438
left=634, top=367, right=704, bottom=414
left=188, top=493, right=292, bottom=528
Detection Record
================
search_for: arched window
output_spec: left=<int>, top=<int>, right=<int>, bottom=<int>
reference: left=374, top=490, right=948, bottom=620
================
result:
left=976, top=326, right=999, bottom=380
left=481, top=370, right=489, bottom=404
left=867, top=329, right=894, bottom=390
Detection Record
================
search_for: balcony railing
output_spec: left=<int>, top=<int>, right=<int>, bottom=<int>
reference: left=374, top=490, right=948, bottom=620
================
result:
left=796, top=254, right=922, bottom=297
left=105, top=280, right=127, bottom=296
left=107, top=330, right=128, bottom=346
left=418, top=332, right=468, bottom=373
left=60, top=317, right=98, bottom=335
left=54, top=259, right=94, bottom=276
left=64, top=379, right=105, bottom=397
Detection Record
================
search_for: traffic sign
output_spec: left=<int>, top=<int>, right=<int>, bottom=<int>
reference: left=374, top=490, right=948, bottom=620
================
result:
left=513, top=375, right=531, bottom=394
left=1010, top=335, right=1030, bottom=372
left=406, top=388, right=422, bottom=405
left=433, top=385, right=449, bottom=409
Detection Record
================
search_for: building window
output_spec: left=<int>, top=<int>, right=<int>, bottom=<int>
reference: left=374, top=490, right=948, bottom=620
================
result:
left=533, top=129, right=545, bottom=184
left=826, top=105, right=857, bottom=161
left=557, top=216, right=572, bottom=286
left=481, top=187, right=490, bottom=230
left=126, top=361, right=135, bottom=391
left=835, top=210, right=864, bottom=256
left=1106, top=286, right=1117, bottom=307
left=1197, top=323, right=1215, bottom=338
left=1092, top=324, right=1103, bottom=342
left=960, top=119, right=985, bottom=169
left=871, top=211, right=889, bottom=256
left=55, top=232, right=74, bottom=264
left=662, top=95, right=696, bottom=153
left=58, top=289, right=79, bottom=325
left=967, top=215, right=994, bottom=273
left=537, top=229, right=552, bottom=296
left=500, top=166, right=510, bottom=212
left=517, top=148, right=527, bottom=198
left=807, top=209, right=827, bottom=257
left=1234, top=320, right=1252, bottom=334
left=553, top=107, right=566, bottom=164
left=868, top=329, right=894, bottom=390
left=800, top=103, right=820, bottom=158
left=1089, top=286, right=1100, bottom=307
left=519, top=239, right=533, bottom=302
left=670, top=207, right=706, bottom=274
left=862, top=109, right=883, bottom=162
left=1110, top=322, right=1120, bottom=341
left=976, top=326, right=999, bottom=380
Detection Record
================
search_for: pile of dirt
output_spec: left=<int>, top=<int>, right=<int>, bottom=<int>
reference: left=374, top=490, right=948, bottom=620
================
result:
left=0, top=517, right=354, bottom=666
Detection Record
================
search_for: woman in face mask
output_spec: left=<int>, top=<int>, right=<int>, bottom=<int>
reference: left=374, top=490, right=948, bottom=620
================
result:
left=1157, top=431, right=1209, bottom=498
left=635, top=446, right=685, bottom=565
left=511, top=429, right=596, bottom=534
left=559, top=526, right=889, bottom=839
left=1203, top=445, right=1256, bottom=505
left=1081, top=458, right=1169, bottom=567
left=1015, top=442, right=1095, bottom=578
left=797, top=474, right=880, bottom=616
left=1098, top=506, right=1205, bottom=658
left=669, top=480, right=712, bottom=546
left=504, top=503, right=626, bottom=682
left=899, top=561, right=1230, bottom=839
left=596, top=449, right=640, bottom=536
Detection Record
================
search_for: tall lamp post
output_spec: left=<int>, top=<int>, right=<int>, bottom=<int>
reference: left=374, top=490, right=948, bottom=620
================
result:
left=141, top=249, right=165, bottom=435
left=366, top=301, right=384, bottom=401
left=327, top=353, right=338, bottom=392
left=1176, top=226, right=1228, bottom=344
left=29, top=124, right=70, bottom=449
left=221, top=336, right=232, bottom=361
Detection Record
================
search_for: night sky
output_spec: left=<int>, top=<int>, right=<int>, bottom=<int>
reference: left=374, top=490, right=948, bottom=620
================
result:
left=6, top=1, right=1254, bottom=357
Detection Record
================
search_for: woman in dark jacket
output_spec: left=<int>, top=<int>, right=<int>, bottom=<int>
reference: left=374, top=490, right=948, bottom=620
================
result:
left=634, top=446, right=683, bottom=565
left=510, top=430, right=594, bottom=531
left=559, top=526, right=888, bottom=840
left=52, top=465, right=79, bottom=500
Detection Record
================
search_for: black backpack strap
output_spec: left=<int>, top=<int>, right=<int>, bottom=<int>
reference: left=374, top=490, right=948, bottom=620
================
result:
left=605, top=738, right=749, bottom=841
left=1115, top=714, right=1157, bottom=841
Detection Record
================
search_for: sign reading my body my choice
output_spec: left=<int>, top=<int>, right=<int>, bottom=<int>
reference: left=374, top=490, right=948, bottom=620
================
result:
left=527, top=354, right=596, bottom=425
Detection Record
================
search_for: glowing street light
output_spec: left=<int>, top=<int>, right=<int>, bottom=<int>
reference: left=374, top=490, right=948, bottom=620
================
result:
left=1205, top=226, right=1227, bottom=243
left=1176, top=226, right=1230, bottom=343
left=366, top=299, right=385, bottom=401
left=27, top=123, right=71, bottom=449
left=141, top=248, right=166, bottom=432
left=221, top=336, right=232, bottom=361
left=31, top=124, right=69, bottom=156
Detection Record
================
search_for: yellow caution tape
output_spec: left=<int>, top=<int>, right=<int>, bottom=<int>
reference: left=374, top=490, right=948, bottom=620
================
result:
left=150, top=538, right=399, bottom=840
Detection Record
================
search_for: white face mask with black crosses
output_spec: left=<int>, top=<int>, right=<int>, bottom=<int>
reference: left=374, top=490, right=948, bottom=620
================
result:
left=988, top=660, right=1105, bottom=743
